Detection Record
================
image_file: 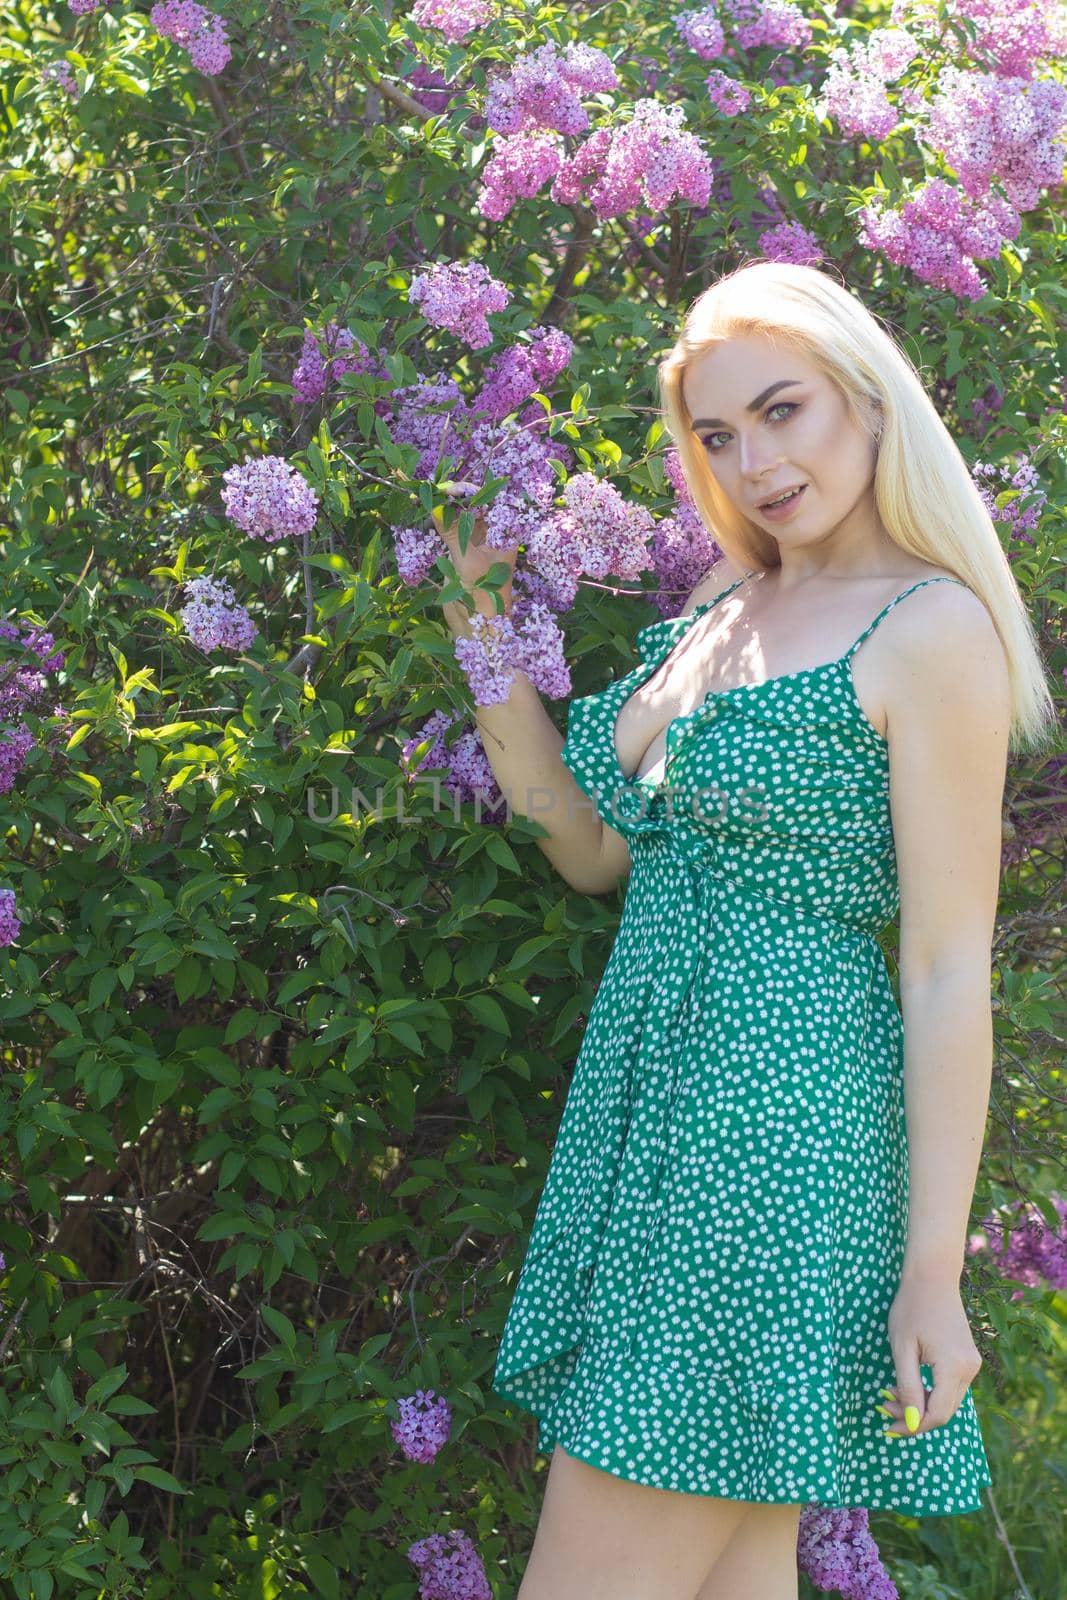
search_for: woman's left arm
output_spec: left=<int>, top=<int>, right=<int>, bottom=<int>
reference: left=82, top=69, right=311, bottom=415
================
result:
left=882, top=582, right=1011, bottom=1439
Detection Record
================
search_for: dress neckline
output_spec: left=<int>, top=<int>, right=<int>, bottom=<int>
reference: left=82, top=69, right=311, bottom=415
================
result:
left=614, top=573, right=970, bottom=791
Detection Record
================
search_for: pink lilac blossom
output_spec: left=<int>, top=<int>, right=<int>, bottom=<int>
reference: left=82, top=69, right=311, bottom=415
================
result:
left=815, top=27, right=921, bottom=139
left=402, top=708, right=506, bottom=816
left=291, top=324, right=389, bottom=405
left=408, top=260, right=511, bottom=350
left=922, top=67, right=1067, bottom=214
left=0, top=889, right=20, bottom=947
left=858, top=176, right=1021, bottom=300
left=675, top=6, right=727, bottom=59
left=391, top=1388, right=452, bottom=1463
left=42, top=60, right=80, bottom=96
left=722, top=0, right=814, bottom=52
left=150, top=0, right=231, bottom=75
left=705, top=69, right=751, bottom=114
left=410, top=0, right=496, bottom=43
left=69, top=0, right=101, bottom=13
left=221, top=455, right=320, bottom=542
left=891, top=0, right=1067, bottom=79
left=551, top=99, right=715, bottom=219
left=179, top=576, right=258, bottom=652
left=406, top=1527, right=493, bottom=1600
left=484, top=40, right=619, bottom=137
left=969, top=1193, right=1067, bottom=1294
left=476, top=130, right=565, bottom=221
left=796, top=1504, right=898, bottom=1599
left=972, top=455, right=1046, bottom=544
left=758, top=219, right=823, bottom=263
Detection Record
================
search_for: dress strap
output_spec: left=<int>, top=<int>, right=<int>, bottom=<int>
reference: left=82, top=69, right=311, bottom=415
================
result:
left=691, top=569, right=756, bottom=618
left=843, top=576, right=971, bottom=661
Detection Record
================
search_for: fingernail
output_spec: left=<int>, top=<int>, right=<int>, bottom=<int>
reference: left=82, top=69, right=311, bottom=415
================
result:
left=879, top=1387, right=896, bottom=1400
left=882, top=1428, right=903, bottom=1440
left=904, top=1405, right=921, bottom=1433
left=875, top=1404, right=893, bottom=1418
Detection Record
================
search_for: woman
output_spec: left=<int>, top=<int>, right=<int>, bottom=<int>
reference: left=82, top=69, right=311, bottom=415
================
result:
left=437, top=262, right=1055, bottom=1600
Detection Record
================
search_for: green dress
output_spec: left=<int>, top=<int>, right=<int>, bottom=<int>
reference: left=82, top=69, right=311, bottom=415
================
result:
left=491, top=573, right=993, bottom=1516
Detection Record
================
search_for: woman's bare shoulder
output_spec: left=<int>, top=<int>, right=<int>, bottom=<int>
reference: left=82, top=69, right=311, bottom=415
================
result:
left=682, top=555, right=751, bottom=615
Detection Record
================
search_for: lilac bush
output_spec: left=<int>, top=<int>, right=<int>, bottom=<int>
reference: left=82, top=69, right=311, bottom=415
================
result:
left=1, top=0, right=1063, bottom=1592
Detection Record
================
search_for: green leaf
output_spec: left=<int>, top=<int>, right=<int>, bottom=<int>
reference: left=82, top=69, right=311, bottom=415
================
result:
left=134, top=1465, right=189, bottom=1494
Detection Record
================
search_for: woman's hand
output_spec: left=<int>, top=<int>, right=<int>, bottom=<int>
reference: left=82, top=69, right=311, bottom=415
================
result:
left=879, top=1272, right=983, bottom=1437
left=431, top=496, right=518, bottom=618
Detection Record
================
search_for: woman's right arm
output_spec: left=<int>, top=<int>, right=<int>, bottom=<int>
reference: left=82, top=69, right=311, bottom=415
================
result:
left=442, top=597, right=628, bottom=896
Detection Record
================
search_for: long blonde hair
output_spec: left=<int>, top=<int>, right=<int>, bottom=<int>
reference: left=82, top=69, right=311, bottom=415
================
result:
left=657, top=261, right=1057, bottom=753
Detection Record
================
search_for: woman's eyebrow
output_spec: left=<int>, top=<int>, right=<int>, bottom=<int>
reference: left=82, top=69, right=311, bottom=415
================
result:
left=691, top=378, right=804, bottom=430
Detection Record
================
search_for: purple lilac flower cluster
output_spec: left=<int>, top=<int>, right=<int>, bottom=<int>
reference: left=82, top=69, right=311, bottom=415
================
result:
left=0, top=622, right=67, bottom=797
left=0, top=623, right=67, bottom=949
left=0, top=889, right=21, bottom=947
left=924, top=67, right=1067, bottom=215
left=891, top=0, right=1067, bottom=79
left=406, top=1527, right=493, bottom=1600
left=815, top=26, right=922, bottom=140
left=722, top=0, right=813, bottom=52
left=972, top=454, right=1047, bottom=549
left=221, top=455, right=320, bottom=542
left=758, top=219, right=822, bottom=264
left=676, top=6, right=726, bottom=59
left=407, top=261, right=512, bottom=350
left=859, top=177, right=1022, bottom=301
left=483, top=39, right=620, bottom=137
left=149, top=0, right=231, bottom=75
left=969, top=1193, right=1067, bottom=1294
left=42, top=60, right=80, bottom=96
left=291, top=323, right=391, bottom=406
left=401, top=708, right=506, bottom=815
left=796, top=1504, right=899, bottom=1599
left=705, top=69, right=750, bottom=115
left=410, top=0, right=497, bottom=45
left=390, top=1387, right=453, bottom=1464
left=179, top=577, right=258, bottom=653
left=478, top=74, right=715, bottom=222
left=646, top=447, right=725, bottom=617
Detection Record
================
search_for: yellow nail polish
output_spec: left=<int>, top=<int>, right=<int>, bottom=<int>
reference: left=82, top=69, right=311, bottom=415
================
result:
left=882, top=1428, right=902, bottom=1440
left=879, top=1387, right=896, bottom=1400
left=904, top=1405, right=921, bottom=1433
left=875, top=1404, right=893, bottom=1418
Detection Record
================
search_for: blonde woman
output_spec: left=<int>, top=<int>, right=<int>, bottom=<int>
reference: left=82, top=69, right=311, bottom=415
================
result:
left=438, top=261, right=1055, bottom=1600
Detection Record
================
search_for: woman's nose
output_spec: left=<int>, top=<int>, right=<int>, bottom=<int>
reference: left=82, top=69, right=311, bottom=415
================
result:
left=738, top=434, right=783, bottom=477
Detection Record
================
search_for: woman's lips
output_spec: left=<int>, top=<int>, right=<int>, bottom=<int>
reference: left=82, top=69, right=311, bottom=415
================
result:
left=759, top=484, right=807, bottom=519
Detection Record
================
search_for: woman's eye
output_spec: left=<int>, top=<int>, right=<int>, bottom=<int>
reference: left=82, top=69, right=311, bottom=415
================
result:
left=700, top=401, right=798, bottom=452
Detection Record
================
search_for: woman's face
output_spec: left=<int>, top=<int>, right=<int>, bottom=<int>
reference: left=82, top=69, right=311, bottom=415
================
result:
left=681, top=334, right=879, bottom=547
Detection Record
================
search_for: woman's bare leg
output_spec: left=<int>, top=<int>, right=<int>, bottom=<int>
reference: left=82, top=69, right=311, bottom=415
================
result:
left=691, top=1500, right=802, bottom=1600
left=516, top=1444, right=753, bottom=1600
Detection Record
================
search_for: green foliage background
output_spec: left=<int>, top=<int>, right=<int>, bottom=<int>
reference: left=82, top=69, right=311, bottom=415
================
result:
left=0, top=0, right=1064, bottom=1594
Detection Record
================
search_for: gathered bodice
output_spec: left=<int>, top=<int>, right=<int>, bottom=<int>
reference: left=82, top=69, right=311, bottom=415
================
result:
left=560, top=575, right=971, bottom=940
